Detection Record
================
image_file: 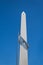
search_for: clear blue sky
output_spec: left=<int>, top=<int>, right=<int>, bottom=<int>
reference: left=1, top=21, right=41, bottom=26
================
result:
left=0, top=0, right=43, bottom=65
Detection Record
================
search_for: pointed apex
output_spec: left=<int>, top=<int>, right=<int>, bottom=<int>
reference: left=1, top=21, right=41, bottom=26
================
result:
left=21, top=11, right=26, bottom=15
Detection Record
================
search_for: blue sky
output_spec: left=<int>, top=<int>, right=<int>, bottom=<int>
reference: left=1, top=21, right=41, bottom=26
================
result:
left=0, top=0, right=43, bottom=65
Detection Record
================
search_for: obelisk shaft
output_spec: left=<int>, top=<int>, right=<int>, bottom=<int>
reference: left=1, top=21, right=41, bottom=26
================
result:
left=19, top=11, right=28, bottom=65
left=20, top=11, right=27, bottom=42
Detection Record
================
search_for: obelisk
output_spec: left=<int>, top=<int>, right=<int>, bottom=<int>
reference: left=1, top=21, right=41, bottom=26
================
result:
left=18, top=11, right=29, bottom=65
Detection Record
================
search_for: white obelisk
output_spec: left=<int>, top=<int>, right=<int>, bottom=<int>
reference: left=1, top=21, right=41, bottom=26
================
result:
left=18, top=11, right=28, bottom=65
